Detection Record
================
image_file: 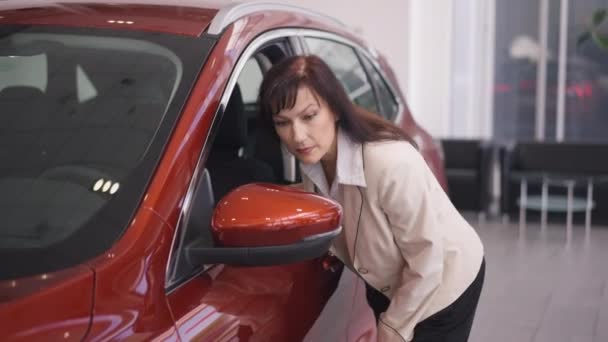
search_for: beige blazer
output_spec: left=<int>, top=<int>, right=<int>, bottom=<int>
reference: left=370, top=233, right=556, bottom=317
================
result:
left=302, top=140, right=484, bottom=342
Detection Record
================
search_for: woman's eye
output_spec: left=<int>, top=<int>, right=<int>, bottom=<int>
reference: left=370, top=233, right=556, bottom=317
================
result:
left=274, top=121, right=288, bottom=127
left=303, top=113, right=317, bottom=121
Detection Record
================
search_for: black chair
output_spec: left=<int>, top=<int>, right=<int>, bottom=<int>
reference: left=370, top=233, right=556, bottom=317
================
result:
left=441, top=139, right=494, bottom=214
left=206, top=85, right=277, bottom=201
left=502, top=141, right=608, bottom=224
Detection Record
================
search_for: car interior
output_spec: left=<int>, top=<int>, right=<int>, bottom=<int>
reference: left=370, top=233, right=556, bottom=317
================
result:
left=206, top=40, right=297, bottom=201
left=0, top=35, right=179, bottom=249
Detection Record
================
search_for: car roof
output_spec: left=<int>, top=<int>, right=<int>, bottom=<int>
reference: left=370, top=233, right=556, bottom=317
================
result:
left=0, top=0, right=224, bottom=36
left=0, top=0, right=344, bottom=37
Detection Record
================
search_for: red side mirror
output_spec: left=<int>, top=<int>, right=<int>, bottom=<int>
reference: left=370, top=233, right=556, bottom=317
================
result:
left=211, top=183, right=341, bottom=247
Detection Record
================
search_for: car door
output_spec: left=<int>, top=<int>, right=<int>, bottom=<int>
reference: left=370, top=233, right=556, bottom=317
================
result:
left=163, top=33, right=346, bottom=342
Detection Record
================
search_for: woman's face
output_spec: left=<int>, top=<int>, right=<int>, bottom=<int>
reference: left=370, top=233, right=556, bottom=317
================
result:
left=272, top=86, right=338, bottom=165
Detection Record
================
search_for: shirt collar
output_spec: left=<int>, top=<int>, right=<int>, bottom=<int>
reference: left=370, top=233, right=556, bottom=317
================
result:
left=301, top=128, right=367, bottom=194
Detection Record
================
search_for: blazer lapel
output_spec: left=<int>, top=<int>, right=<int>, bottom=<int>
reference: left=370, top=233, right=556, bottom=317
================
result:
left=341, top=185, right=363, bottom=264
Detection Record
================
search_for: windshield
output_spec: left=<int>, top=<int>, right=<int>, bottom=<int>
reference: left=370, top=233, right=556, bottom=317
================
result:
left=0, top=25, right=213, bottom=280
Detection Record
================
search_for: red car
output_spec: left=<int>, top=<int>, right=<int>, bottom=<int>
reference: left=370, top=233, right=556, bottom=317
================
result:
left=0, top=1, right=447, bottom=341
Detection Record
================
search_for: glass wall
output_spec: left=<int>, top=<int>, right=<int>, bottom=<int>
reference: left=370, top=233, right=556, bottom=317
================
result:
left=565, top=1, right=608, bottom=142
left=494, top=0, right=557, bottom=142
left=493, top=0, right=608, bottom=143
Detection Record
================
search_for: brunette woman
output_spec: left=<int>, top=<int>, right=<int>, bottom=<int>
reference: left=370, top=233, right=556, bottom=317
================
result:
left=258, top=55, right=485, bottom=342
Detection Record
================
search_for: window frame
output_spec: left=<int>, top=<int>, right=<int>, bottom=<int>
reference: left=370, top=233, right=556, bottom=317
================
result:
left=357, top=50, right=399, bottom=121
left=165, top=29, right=302, bottom=292
left=302, top=35, right=380, bottom=114
left=297, top=30, right=404, bottom=124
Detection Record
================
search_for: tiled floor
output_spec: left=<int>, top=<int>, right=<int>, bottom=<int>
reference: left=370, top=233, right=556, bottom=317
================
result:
left=467, top=214, right=608, bottom=342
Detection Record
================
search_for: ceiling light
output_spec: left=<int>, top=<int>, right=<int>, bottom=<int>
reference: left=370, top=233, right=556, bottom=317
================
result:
left=93, top=179, right=104, bottom=191
left=102, top=180, right=112, bottom=192
left=109, top=182, right=120, bottom=195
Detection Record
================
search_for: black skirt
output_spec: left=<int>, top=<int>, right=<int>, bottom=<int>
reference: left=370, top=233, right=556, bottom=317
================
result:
left=366, top=258, right=485, bottom=342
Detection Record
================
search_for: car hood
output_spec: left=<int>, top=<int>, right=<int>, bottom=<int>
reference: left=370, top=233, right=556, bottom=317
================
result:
left=0, top=265, right=95, bottom=341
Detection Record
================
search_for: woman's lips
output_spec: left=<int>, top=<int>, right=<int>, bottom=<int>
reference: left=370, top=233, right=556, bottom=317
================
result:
left=296, top=147, right=314, bottom=155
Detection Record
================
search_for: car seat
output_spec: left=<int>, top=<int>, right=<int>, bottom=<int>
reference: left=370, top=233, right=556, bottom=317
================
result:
left=206, top=85, right=277, bottom=201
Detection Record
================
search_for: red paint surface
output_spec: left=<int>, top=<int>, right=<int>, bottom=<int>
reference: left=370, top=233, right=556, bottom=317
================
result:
left=0, top=266, right=94, bottom=341
left=0, top=2, right=216, bottom=36
left=212, top=183, right=342, bottom=247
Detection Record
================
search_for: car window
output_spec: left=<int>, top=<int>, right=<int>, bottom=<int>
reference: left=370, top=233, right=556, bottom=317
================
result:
left=167, top=47, right=290, bottom=287
left=359, top=53, right=399, bottom=121
left=0, top=25, right=212, bottom=280
left=304, top=37, right=379, bottom=113
left=238, top=58, right=264, bottom=104
left=1, top=36, right=178, bottom=250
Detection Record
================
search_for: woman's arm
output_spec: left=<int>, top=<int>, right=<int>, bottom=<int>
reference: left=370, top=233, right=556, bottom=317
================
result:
left=376, top=145, right=444, bottom=342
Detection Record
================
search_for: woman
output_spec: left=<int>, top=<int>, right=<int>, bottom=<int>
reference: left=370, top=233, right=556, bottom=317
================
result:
left=258, top=55, right=485, bottom=342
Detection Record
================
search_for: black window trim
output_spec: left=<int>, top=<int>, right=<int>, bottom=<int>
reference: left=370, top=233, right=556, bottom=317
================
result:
left=356, top=49, right=399, bottom=121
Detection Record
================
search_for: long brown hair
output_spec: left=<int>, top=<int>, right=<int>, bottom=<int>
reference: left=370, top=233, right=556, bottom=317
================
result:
left=258, top=55, right=413, bottom=144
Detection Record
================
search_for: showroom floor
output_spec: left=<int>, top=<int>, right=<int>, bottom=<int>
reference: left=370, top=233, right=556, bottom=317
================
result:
left=467, top=215, right=608, bottom=342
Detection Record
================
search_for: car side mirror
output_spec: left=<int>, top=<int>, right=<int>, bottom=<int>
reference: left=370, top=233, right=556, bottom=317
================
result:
left=186, top=183, right=342, bottom=267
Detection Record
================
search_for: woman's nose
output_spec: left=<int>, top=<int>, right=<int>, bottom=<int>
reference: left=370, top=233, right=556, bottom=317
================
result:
left=292, top=122, right=306, bottom=143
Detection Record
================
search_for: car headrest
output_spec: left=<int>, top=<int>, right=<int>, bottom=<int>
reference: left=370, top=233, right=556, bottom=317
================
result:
left=0, top=86, right=46, bottom=100
left=214, top=85, right=248, bottom=150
